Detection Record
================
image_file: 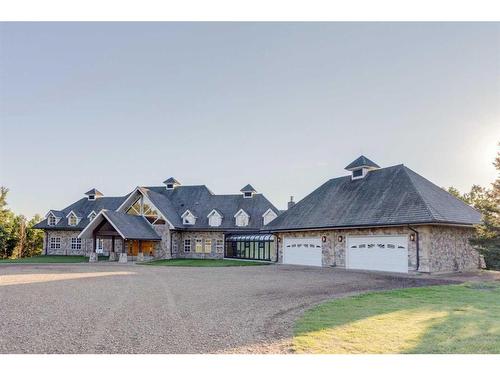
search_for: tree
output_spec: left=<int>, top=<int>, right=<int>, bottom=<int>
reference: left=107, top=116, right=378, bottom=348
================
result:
left=449, top=144, right=500, bottom=269
left=0, top=187, right=44, bottom=258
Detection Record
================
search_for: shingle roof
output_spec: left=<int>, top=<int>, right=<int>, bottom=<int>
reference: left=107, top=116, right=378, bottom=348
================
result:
left=101, top=211, right=161, bottom=240
left=344, top=155, right=380, bottom=170
left=240, top=184, right=257, bottom=193
left=144, top=185, right=279, bottom=231
left=34, top=196, right=127, bottom=230
left=265, top=164, right=481, bottom=231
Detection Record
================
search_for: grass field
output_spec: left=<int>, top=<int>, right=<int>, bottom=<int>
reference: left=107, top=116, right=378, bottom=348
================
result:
left=0, top=255, right=90, bottom=263
left=293, top=282, right=500, bottom=354
left=139, top=258, right=270, bottom=267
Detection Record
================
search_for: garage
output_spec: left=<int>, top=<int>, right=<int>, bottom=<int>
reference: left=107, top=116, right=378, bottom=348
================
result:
left=346, top=235, right=408, bottom=273
left=283, top=237, right=322, bottom=266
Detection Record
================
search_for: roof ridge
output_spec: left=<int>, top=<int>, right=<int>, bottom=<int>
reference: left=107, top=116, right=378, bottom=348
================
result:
left=401, top=165, right=438, bottom=221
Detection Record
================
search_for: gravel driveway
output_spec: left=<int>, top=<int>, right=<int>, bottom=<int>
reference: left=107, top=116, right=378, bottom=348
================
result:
left=0, top=263, right=453, bottom=354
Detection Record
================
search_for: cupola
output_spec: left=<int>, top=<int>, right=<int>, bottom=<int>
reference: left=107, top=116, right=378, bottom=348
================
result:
left=344, top=155, right=380, bottom=180
left=240, top=184, right=257, bottom=198
left=163, top=177, right=181, bottom=190
left=85, top=188, right=103, bottom=200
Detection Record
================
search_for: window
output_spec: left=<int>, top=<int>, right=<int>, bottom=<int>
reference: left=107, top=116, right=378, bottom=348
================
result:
left=182, top=210, right=196, bottom=225
left=204, top=239, right=212, bottom=253
left=50, top=237, right=61, bottom=249
left=71, top=238, right=82, bottom=250
left=48, top=215, right=56, bottom=226
left=235, top=210, right=249, bottom=227
left=244, top=191, right=252, bottom=198
left=208, top=211, right=222, bottom=227
left=216, top=239, right=224, bottom=253
left=166, top=183, right=174, bottom=189
left=96, top=238, right=104, bottom=253
left=88, top=195, right=95, bottom=200
left=184, top=239, right=191, bottom=252
left=68, top=214, right=78, bottom=226
left=352, top=169, right=363, bottom=178
left=89, top=212, right=96, bottom=221
left=195, top=239, right=203, bottom=253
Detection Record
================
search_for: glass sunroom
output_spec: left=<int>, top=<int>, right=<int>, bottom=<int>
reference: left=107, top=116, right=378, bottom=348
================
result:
left=224, top=234, right=275, bottom=261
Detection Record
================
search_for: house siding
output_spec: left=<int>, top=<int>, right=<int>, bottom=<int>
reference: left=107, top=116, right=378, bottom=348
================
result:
left=176, top=231, right=225, bottom=259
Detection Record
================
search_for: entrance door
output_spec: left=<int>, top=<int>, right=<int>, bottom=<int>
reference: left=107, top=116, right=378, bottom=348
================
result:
left=127, top=240, right=155, bottom=257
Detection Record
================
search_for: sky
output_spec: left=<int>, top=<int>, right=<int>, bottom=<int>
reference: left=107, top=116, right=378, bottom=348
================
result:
left=0, top=22, right=499, bottom=217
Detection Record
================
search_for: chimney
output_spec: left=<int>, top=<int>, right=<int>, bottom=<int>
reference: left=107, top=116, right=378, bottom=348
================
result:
left=288, top=196, right=295, bottom=210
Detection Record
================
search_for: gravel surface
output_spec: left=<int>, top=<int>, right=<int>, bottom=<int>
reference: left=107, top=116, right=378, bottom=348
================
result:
left=0, top=263, right=457, bottom=354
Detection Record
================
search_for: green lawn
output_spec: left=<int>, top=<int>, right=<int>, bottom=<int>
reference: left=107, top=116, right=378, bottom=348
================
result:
left=293, top=282, right=500, bottom=354
left=0, top=255, right=90, bottom=263
left=139, top=258, right=270, bottom=267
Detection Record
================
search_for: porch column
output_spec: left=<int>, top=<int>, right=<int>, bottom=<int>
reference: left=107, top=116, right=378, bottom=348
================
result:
left=109, top=236, right=116, bottom=261
left=137, top=239, right=144, bottom=262
left=118, top=238, right=128, bottom=263
left=89, top=234, right=98, bottom=263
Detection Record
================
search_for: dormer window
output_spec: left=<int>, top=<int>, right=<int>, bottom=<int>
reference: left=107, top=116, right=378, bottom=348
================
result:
left=234, top=209, right=250, bottom=227
left=68, top=214, right=78, bottom=226
left=262, top=208, right=278, bottom=226
left=352, top=169, right=363, bottom=178
left=240, top=184, right=257, bottom=198
left=181, top=210, right=196, bottom=225
left=48, top=214, right=56, bottom=226
left=345, top=155, right=381, bottom=180
left=88, top=211, right=97, bottom=221
left=207, top=210, right=223, bottom=227
left=66, top=211, right=80, bottom=226
left=85, top=188, right=103, bottom=200
left=164, top=177, right=181, bottom=190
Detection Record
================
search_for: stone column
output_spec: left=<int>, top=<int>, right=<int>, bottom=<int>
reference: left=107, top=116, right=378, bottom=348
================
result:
left=137, top=240, right=144, bottom=262
left=118, top=238, right=128, bottom=263
left=89, top=234, right=98, bottom=263
left=109, top=236, right=116, bottom=261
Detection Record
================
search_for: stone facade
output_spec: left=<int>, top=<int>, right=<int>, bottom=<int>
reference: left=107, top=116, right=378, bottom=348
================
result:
left=175, top=231, right=225, bottom=259
left=275, top=225, right=481, bottom=273
left=44, top=230, right=123, bottom=256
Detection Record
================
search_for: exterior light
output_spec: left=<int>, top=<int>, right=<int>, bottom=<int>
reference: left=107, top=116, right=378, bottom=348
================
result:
left=337, top=235, right=343, bottom=243
left=410, top=234, right=416, bottom=242
left=322, top=236, right=327, bottom=243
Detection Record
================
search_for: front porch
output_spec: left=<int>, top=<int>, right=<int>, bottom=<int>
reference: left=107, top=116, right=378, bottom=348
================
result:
left=78, top=210, right=162, bottom=263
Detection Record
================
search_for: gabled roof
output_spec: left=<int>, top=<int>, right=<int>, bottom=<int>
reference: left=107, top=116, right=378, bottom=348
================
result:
left=344, top=155, right=380, bottom=170
left=181, top=209, right=196, bottom=218
left=65, top=210, right=82, bottom=218
left=34, top=196, right=127, bottom=230
left=45, top=210, right=64, bottom=219
left=240, top=184, right=257, bottom=193
left=234, top=208, right=249, bottom=218
left=265, top=164, right=481, bottom=231
left=163, top=177, right=180, bottom=185
left=85, top=188, right=103, bottom=196
left=78, top=210, right=161, bottom=240
left=207, top=209, right=223, bottom=218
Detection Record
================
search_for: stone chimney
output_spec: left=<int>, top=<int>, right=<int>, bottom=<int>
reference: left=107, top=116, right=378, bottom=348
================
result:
left=288, top=196, right=295, bottom=210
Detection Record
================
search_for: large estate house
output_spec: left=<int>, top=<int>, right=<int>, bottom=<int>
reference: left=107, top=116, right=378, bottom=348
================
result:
left=35, top=156, right=484, bottom=273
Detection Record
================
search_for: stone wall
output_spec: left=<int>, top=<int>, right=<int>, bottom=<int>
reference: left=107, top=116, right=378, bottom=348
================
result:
left=152, top=224, right=172, bottom=259
left=176, top=231, right=225, bottom=259
left=275, top=225, right=481, bottom=273
left=44, top=230, right=123, bottom=256
left=427, top=225, right=482, bottom=273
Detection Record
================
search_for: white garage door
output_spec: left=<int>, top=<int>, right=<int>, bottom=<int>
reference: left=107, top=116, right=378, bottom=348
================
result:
left=283, top=237, right=322, bottom=267
left=346, top=236, right=408, bottom=273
